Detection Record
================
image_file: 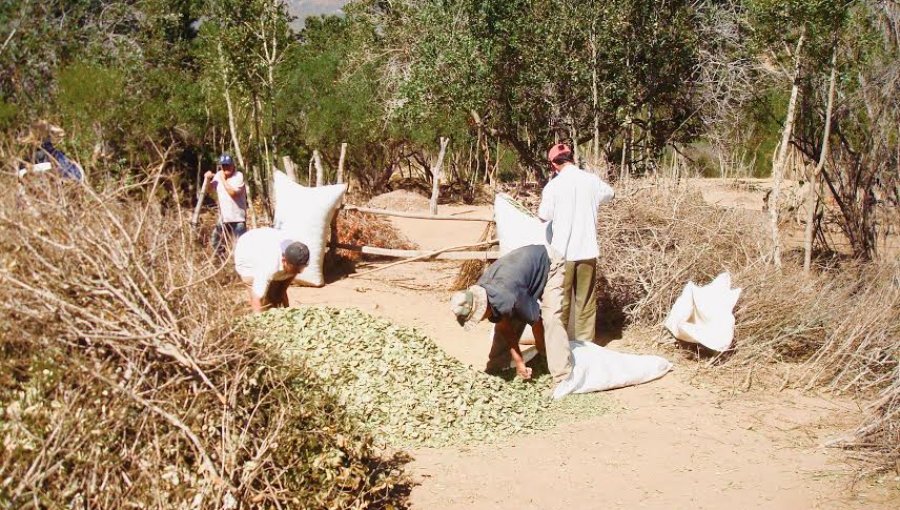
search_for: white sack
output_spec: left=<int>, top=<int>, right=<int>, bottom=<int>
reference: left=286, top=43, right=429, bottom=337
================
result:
left=663, top=272, right=742, bottom=352
left=552, top=341, right=673, bottom=399
left=272, top=171, right=346, bottom=287
left=493, top=193, right=548, bottom=256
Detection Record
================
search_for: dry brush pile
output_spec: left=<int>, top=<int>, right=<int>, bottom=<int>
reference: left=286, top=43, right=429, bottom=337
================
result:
left=0, top=174, right=407, bottom=508
left=596, top=183, right=899, bottom=474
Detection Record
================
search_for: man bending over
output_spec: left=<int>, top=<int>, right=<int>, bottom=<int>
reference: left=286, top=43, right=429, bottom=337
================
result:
left=234, top=227, right=309, bottom=313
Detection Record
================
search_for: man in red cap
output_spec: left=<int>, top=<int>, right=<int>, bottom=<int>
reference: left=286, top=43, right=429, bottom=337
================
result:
left=538, top=143, right=614, bottom=342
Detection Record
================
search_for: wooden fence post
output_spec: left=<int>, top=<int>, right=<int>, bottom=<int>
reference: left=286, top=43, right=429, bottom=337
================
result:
left=313, top=150, right=324, bottom=187
left=337, top=142, right=347, bottom=184
left=430, top=137, right=450, bottom=215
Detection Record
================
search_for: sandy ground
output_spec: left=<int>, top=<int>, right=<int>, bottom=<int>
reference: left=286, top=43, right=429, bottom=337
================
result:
left=286, top=195, right=899, bottom=509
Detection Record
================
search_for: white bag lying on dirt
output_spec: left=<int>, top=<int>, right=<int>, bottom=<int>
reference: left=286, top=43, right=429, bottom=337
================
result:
left=552, top=341, right=673, bottom=399
left=272, top=171, right=347, bottom=287
left=663, top=272, right=742, bottom=352
left=493, top=193, right=548, bottom=255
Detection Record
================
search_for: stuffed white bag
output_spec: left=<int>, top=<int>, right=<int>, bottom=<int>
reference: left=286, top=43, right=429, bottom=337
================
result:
left=663, top=272, right=742, bottom=351
left=272, top=171, right=346, bottom=287
left=552, top=341, right=672, bottom=399
left=494, top=193, right=548, bottom=255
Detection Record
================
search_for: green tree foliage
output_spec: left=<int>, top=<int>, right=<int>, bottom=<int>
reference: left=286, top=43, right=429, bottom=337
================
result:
left=350, top=0, right=702, bottom=179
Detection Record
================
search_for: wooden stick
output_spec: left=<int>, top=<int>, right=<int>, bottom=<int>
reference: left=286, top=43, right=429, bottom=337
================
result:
left=345, top=239, right=499, bottom=278
left=337, top=142, right=347, bottom=184
left=342, top=204, right=492, bottom=222
left=313, top=149, right=324, bottom=186
left=430, top=137, right=450, bottom=215
left=332, top=242, right=500, bottom=260
left=190, top=174, right=211, bottom=226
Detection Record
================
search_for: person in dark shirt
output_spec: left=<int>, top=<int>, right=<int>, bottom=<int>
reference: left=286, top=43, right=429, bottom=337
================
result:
left=450, top=244, right=572, bottom=382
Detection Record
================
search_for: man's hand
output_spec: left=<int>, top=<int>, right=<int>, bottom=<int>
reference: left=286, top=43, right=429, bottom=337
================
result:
left=204, top=170, right=215, bottom=181
left=250, top=293, right=264, bottom=313
left=515, top=363, right=533, bottom=380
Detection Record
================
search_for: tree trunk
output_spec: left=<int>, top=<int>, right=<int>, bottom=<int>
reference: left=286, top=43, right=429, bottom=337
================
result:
left=770, top=32, right=805, bottom=269
left=218, top=42, right=254, bottom=227
left=313, top=150, right=324, bottom=186
left=430, top=137, right=450, bottom=215
left=337, top=142, right=347, bottom=184
left=619, top=115, right=631, bottom=183
left=803, top=47, right=838, bottom=272
left=590, top=26, right=604, bottom=179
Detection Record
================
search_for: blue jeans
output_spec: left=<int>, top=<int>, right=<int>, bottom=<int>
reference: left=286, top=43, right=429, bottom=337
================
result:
left=212, top=221, right=247, bottom=256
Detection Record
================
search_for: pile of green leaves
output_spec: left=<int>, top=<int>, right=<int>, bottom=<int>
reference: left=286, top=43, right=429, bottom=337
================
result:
left=249, top=307, right=610, bottom=447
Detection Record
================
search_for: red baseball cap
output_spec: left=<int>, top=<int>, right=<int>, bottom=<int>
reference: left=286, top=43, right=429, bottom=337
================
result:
left=547, top=143, right=572, bottom=162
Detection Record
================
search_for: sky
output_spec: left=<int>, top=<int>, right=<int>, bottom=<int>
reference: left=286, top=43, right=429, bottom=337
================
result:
left=285, top=0, right=349, bottom=28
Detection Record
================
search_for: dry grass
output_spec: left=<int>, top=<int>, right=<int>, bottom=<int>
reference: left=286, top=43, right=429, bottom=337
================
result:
left=451, top=222, right=495, bottom=290
left=597, top=181, right=900, bottom=475
left=0, top=171, right=407, bottom=508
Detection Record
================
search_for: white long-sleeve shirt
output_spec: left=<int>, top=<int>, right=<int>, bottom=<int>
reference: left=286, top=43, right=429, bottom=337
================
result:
left=538, top=163, right=614, bottom=261
left=234, top=228, right=296, bottom=298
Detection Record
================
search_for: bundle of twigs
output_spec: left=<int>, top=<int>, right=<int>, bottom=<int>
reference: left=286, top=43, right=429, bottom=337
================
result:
left=333, top=209, right=417, bottom=262
left=0, top=173, right=407, bottom=508
left=451, top=221, right=496, bottom=290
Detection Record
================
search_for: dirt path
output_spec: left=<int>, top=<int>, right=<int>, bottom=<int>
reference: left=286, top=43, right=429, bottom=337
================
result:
left=287, top=201, right=898, bottom=509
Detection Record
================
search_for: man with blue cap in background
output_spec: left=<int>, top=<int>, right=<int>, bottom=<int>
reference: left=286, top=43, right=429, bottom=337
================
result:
left=204, top=153, right=247, bottom=256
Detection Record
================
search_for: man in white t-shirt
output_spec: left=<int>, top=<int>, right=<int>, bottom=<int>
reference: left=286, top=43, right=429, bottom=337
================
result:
left=538, top=143, right=614, bottom=342
left=205, top=154, right=247, bottom=256
left=234, top=228, right=309, bottom=313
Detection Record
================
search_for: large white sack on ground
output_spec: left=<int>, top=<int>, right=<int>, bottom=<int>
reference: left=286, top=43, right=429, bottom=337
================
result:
left=272, top=171, right=347, bottom=287
left=552, top=341, right=673, bottom=399
left=494, top=193, right=548, bottom=255
left=663, top=272, right=742, bottom=352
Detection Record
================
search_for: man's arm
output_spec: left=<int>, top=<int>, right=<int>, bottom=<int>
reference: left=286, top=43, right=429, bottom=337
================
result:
left=249, top=271, right=271, bottom=313
left=538, top=186, right=554, bottom=221
left=596, top=177, right=614, bottom=205
left=249, top=291, right=264, bottom=313
left=531, top=319, right=546, bottom=355
left=219, top=172, right=245, bottom=198
left=497, top=319, right=531, bottom=380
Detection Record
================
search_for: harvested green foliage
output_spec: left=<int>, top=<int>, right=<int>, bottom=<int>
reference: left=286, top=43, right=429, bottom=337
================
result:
left=249, top=307, right=611, bottom=447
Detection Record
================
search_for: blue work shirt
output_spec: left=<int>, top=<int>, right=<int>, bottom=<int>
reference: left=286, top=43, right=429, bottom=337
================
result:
left=477, top=244, right=550, bottom=325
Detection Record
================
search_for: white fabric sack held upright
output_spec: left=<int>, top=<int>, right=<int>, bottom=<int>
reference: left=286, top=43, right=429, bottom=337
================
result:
left=272, top=171, right=346, bottom=287
left=493, top=193, right=548, bottom=255
left=664, top=272, right=742, bottom=352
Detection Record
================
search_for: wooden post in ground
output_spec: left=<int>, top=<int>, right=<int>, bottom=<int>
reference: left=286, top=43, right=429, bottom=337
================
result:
left=282, top=156, right=297, bottom=182
left=313, top=150, right=324, bottom=186
left=770, top=31, right=805, bottom=269
left=307, top=157, right=313, bottom=186
left=430, top=137, right=450, bottom=215
left=337, top=142, right=347, bottom=184
left=803, top=48, right=837, bottom=273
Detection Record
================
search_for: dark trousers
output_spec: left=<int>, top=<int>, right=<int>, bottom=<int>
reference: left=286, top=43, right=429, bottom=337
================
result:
left=212, top=221, right=247, bottom=256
